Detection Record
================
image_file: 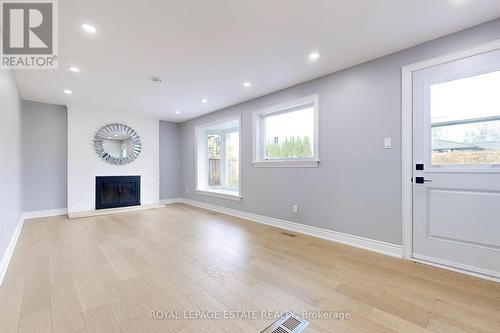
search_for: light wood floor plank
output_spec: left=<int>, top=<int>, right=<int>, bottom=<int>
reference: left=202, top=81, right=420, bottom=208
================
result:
left=0, top=204, right=499, bottom=332
left=82, top=305, right=121, bottom=333
left=17, top=307, right=52, bottom=333
left=50, top=282, right=86, bottom=333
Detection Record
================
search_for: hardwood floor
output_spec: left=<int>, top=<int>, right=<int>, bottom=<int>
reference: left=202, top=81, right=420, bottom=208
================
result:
left=1, top=204, right=499, bottom=333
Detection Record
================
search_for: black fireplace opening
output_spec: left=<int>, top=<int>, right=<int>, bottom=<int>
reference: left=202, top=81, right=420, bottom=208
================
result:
left=96, top=176, right=141, bottom=210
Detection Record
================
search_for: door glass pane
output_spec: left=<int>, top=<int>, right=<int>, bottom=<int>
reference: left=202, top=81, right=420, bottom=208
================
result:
left=225, top=132, right=239, bottom=188
left=264, top=106, right=314, bottom=159
left=431, top=70, right=500, bottom=165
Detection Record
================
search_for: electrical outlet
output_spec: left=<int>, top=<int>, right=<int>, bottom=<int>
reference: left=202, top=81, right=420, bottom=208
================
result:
left=292, top=205, right=298, bottom=214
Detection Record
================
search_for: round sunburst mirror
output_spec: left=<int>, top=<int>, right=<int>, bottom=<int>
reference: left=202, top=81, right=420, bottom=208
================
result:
left=93, top=123, right=142, bottom=165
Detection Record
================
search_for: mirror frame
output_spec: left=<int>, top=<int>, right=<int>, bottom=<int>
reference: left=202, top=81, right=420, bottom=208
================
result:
left=93, top=123, right=142, bottom=165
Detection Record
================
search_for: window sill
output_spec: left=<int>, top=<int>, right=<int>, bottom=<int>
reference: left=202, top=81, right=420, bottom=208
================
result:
left=252, top=159, right=320, bottom=168
left=195, top=189, right=242, bottom=201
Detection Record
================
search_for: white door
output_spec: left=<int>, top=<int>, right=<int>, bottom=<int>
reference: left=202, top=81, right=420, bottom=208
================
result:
left=412, top=48, right=500, bottom=279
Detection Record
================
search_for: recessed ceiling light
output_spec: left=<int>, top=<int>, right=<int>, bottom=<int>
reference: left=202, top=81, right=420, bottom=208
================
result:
left=175, top=110, right=181, bottom=114
left=201, top=99, right=208, bottom=104
left=308, top=52, right=320, bottom=61
left=114, top=134, right=118, bottom=136
left=81, top=24, right=97, bottom=33
left=243, top=82, right=252, bottom=87
left=69, top=66, right=80, bottom=73
left=64, top=89, right=72, bottom=95
left=107, top=137, right=112, bottom=139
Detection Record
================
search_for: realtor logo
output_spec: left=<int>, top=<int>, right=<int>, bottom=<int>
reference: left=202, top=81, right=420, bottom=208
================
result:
left=1, top=0, right=58, bottom=68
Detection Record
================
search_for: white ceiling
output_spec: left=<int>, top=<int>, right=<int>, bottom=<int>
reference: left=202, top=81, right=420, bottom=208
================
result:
left=14, top=0, right=500, bottom=122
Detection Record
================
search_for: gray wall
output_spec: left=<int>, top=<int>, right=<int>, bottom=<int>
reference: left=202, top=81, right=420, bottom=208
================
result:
left=22, top=100, right=67, bottom=211
left=160, top=121, right=181, bottom=199
left=0, top=70, right=23, bottom=270
left=180, top=19, right=500, bottom=246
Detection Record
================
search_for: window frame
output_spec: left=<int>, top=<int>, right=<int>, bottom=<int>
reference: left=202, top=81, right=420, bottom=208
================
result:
left=195, top=115, right=242, bottom=200
left=423, top=59, right=500, bottom=172
left=252, top=94, right=319, bottom=167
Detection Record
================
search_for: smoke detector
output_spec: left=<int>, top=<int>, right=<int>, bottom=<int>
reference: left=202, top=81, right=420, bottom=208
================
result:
left=150, top=77, right=164, bottom=85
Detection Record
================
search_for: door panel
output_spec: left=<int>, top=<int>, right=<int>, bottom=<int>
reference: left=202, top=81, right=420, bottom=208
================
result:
left=412, top=48, right=500, bottom=278
left=427, top=188, right=500, bottom=249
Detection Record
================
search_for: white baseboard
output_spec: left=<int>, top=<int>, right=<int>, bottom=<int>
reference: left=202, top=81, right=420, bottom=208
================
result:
left=159, top=198, right=182, bottom=205
left=413, top=254, right=500, bottom=283
left=68, top=203, right=164, bottom=219
left=0, top=216, right=24, bottom=287
left=23, top=208, right=68, bottom=220
left=174, top=198, right=403, bottom=258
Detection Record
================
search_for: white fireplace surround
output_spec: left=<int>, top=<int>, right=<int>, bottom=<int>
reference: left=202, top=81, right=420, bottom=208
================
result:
left=67, top=106, right=159, bottom=215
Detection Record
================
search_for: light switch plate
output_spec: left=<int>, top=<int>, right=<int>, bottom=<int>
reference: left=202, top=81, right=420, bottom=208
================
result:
left=384, top=137, right=392, bottom=149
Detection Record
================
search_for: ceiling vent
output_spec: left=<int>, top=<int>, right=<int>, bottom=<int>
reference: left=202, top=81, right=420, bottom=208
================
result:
left=260, top=312, right=309, bottom=333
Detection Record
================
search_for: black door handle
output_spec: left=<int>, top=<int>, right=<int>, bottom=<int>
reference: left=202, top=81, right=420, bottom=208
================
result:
left=415, top=176, right=432, bottom=184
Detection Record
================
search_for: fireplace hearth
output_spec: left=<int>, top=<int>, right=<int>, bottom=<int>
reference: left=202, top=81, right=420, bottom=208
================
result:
left=95, top=176, right=140, bottom=210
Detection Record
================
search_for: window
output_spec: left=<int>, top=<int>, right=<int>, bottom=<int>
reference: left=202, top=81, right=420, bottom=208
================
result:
left=196, top=116, right=241, bottom=200
left=431, top=70, right=500, bottom=165
left=253, top=95, right=319, bottom=167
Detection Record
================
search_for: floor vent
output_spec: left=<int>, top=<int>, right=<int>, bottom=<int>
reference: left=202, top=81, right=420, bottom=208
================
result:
left=282, top=317, right=302, bottom=330
left=272, top=327, right=288, bottom=333
left=261, top=312, right=309, bottom=333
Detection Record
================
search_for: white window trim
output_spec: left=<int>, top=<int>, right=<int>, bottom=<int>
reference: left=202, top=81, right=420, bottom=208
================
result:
left=195, top=189, right=242, bottom=201
left=252, top=94, right=319, bottom=167
left=252, top=159, right=319, bottom=168
left=195, top=115, right=242, bottom=200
